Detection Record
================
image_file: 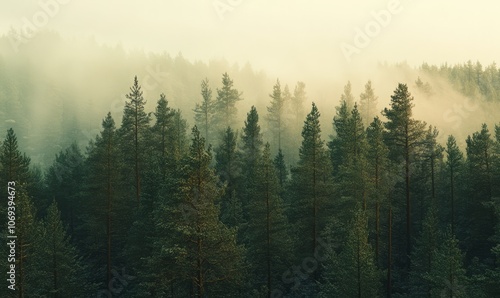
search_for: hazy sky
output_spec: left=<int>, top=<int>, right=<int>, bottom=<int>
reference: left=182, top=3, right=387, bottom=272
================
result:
left=1, top=0, right=500, bottom=79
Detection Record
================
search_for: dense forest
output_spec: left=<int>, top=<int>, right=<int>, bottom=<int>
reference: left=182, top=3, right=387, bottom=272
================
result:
left=1, top=56, right=500, bottom=297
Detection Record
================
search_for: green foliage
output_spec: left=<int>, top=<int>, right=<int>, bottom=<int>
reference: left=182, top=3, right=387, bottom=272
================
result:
left=194, top=78, right=215, bottom=146
left=215, top=127, right=244, bottom=229
left=465, top=124, right=496, bottom=259
left=246, top=143, right=293, bottom=295
left=290, top=103, right=333, bottom=260
left=118, top=76, right=151, bottom=204
left=267, top=79, right=287, bottom=151
left=174, top=126, right=245, bottom=297
left=214, top=72, right=243, bottom=131
left=31, top=200, right=92, bottom=297
left=425, top=228, right=468, bottom=298
left=320, top=208, right=380, bottom=298
left=359, top=80, right=378, bottom=127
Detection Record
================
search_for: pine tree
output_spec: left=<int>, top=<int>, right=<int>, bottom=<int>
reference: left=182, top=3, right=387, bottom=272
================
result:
left=289, top=82, right=307, bottom=164
left=383, top=83, right=427, bottom=263
left=0, top=128, right=30, bottom=187
left=246, top=143, right=293, bottom=297
left=290, top=82, right=307, bottom=133
left=366, top=116, right=389, bottom=262
left=273, top=149, right=288, bottom=190
left=359, top=80, right=378, bottom=127
left=465, top=123, right=496, bottom=259
left=239, top=106, right=263, bottom=219
left=84, top=113, right=125, bottom=288
left=45, top=143, right=84, bottom=237
left=168, top=109, right=189, bottom=162
left=119, top=76, right=151, bottom=204
left=31, top=200, right=91, bottom=297
left=344, top=103, right=368, bottom=209
left=320, top=208, right=380, bottom=298
left=329, top=99, right=350, bottom=176
left=194, top=78, right=215, bottom=146
left=426, top=228, right=468, bottom=297
left=445, top=135, right=464, bottom=234
left=330, top=102, right=368, bottom=217
left=215, top=127, right=243, bottom=229
left=267, top=79, right=287, bottom=151
left=151, top=93, right=173, bottom=164
left=174, top=126, right=245, bottom=297
left=213, top=72, right=243, bottom=131
left=341, top=81, right=355, bottom=111
left=410, top=207, right=439, bottom=297
left=422, top=126, right=444, bottom=205
left=290, top=103, right=333, bottom=260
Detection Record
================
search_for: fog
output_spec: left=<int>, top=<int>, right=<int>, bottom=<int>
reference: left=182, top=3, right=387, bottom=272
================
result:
left=1, top=0, right=500, bottom=166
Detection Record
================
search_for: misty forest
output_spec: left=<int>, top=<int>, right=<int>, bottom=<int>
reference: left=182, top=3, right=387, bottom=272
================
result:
left=1, top=33, right=500, bottom=297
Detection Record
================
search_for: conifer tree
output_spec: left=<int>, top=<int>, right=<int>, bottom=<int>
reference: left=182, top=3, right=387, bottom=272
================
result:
left=119, top=76, right=151, bottom=204
left=341, top=81, right=355, bottom=111
left=445, top=135, right=464, bottom=234
left=0, top=128, right=30, bottom=187
left=174, top=126, right=245, bottom=297
left=465, top=124, right=496, bottom=259
left=194, top=78, right=215, bottom=146
left=383, top=83, right=427, bottom=262
left=214, top=72, right=242, bottom=131
left=410, top=207, right=439, bottom=297
left=247, top=143, right=292, bottom=297
left=359, top=80, right=378, bottom=127
left=239, top=106, right=263, bottom=219
left=426, top=228, right=468, bottom=297
left=273, top=149, right=288, bottom=191
left=290, top=103, right=333, bottom=259
left=45, top=143, right=84, bottom=236
left=290, top=82, right=307, bottom=133
left=366, top=116, right=389, bottom=261
left=85, top=113, right=124, bottom=288
left=267, top=79, right=287, bottom=151
left=31, top=200, right=91, bottom=297
left=320, top=208, right=379, bottom=298
left=215, top=127, right=243, bottom=229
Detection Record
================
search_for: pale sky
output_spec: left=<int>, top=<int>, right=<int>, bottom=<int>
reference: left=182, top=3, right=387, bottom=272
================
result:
left=1, top=0, right=499, bottom=79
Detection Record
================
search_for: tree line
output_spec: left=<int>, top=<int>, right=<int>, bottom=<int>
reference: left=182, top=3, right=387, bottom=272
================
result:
left=1, top=73, right=499, bottom=297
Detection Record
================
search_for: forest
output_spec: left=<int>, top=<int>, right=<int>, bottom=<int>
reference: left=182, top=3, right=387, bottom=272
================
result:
left=1, top=50, right=500, bottom=297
